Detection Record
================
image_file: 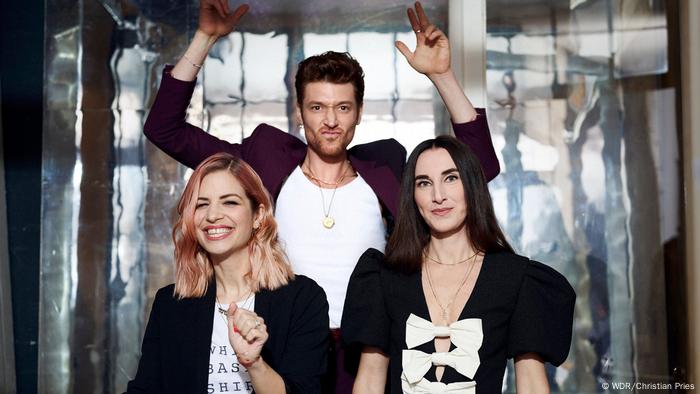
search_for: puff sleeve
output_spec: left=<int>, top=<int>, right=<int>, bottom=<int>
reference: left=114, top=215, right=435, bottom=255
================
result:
left=507, top=260, right=576, bottom=366
left=341, top=248, right=391, bottom=354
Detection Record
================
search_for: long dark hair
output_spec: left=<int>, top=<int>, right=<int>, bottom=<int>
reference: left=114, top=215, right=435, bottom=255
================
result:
left=385, top=136, right=513, bottom=273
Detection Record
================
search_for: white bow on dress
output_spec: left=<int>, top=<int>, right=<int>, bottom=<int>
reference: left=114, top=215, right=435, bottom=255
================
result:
left=405, top=314, right=483, bottom=350
left=402, top=347, right=480, bottom=384
left=401, top=314, right=484, bottom=393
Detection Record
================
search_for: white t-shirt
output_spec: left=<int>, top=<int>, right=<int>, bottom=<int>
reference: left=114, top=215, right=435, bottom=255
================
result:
left=207, top=296, right=256, bottom=393
left=275, top=166, right=387, bottom=327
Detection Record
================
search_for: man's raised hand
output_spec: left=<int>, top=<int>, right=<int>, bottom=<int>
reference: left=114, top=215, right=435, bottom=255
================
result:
left=198, top=0, right=249, bottom=39
left=395, top=1, right=451, bottom=77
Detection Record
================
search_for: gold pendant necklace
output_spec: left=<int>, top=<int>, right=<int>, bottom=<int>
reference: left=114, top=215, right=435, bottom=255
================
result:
left=322, top=216, right=335, bottom=229
left=317, top=184, right=339, bottom=229
left=424, top=251, right=479, bottom=324
left=304, top=160, right=351, bottom=229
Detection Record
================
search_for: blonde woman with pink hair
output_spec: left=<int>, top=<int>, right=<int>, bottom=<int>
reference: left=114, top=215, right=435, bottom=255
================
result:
left=127, top=153, right=329, bottom=394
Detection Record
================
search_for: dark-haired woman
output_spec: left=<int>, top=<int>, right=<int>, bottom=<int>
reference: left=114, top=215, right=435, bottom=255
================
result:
left=342, top=136, right=575, bottom=393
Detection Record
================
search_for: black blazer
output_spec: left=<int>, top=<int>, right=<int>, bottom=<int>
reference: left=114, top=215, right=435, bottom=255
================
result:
left=125, top=275, right=329, bottom=393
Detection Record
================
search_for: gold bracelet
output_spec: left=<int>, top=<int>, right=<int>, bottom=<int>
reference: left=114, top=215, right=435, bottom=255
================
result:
left=182, top=54, right=203, bottom=69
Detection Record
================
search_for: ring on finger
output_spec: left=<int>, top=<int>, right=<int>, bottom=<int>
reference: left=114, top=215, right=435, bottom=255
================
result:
left=254, top=319, right=261, bottom=328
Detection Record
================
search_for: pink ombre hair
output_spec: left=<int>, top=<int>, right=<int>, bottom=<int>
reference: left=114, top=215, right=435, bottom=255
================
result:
left=172, top=153, right=294, bottom=298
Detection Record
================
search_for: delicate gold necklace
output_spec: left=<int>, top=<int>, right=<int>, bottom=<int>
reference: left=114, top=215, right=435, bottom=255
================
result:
left=302, top=159, right=352, bottom=186
left=304, top=160, right=350, bottom=229
left=303, top=169, right=352, bottom=186
left=425, top=250, right=479, bottom=265
left=424, top=252, right=479, bottom=324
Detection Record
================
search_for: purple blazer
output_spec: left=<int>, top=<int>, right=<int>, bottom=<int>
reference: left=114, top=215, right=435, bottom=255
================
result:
left=144, top=67, right=500, bottom=219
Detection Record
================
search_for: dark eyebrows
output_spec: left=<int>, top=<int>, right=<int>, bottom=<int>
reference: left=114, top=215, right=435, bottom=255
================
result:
left=414, top=168, right=458, bottom=181
left=306, top=101, right=354, bottom=107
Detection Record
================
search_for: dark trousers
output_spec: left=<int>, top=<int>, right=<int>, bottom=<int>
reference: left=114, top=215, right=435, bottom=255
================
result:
left=321, top=329, right=355, bottom=393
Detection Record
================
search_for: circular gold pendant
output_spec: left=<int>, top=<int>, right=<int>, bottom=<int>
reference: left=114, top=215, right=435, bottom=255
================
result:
left=322, top=216, right=335, bottom=229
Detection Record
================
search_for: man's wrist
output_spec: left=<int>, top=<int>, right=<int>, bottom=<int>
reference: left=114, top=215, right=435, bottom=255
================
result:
left=193, top=29, right=220, bottom=47
left=427, top=68, right=456, bottom=84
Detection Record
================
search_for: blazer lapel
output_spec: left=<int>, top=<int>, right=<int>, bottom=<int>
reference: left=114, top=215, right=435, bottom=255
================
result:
left=189, top=280, right=217, bottom=393
left=350, top=155, right=400, bottom=219
left=270, top=137, right=307, bottom=199
left=253, top=288, right=272, bottom=323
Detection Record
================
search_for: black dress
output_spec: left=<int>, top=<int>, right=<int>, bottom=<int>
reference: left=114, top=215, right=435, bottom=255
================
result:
left=341, top=248, right=575, bottom=394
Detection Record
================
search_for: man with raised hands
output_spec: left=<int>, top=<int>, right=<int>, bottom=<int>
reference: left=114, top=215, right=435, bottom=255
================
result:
left=143, top=1, right=499, bottom=392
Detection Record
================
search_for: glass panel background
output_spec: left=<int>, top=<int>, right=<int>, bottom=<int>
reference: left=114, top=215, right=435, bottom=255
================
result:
left=40, top=0, right=448, bottom=393
left=40, top=0, right=679, bottom=393
left=485, top=0, right=674, bottom=392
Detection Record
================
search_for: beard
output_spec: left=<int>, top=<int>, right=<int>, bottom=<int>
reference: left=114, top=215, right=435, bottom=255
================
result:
left=305, top=128, right=355, bottom=159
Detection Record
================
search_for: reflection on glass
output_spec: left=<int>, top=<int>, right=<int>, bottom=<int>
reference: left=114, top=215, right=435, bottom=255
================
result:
left=485, top=0, right=673, bottom=392
left=41, top=1, right=448, bottom=392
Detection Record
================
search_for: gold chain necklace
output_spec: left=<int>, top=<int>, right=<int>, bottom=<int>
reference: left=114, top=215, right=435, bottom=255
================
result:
left=304, top=160, right=350, bottom=229
left=425, top=250, right=479, bottom=265
left=425, top=252, right=479, bottom=324
left=302, top=159, right=352, bottom=186
left=304, top=170, right=348, bottom=187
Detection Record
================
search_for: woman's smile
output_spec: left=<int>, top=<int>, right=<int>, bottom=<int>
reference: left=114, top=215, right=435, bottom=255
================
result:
left=203, top=225, right=234, bottom=240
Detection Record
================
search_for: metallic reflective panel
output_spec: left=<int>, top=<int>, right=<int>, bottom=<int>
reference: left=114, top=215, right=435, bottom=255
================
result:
left=485, top=0, right=673, bottom=392
left=41, top=0, right=677, bottom=392
left=41, top=1, right=447, bottom=392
